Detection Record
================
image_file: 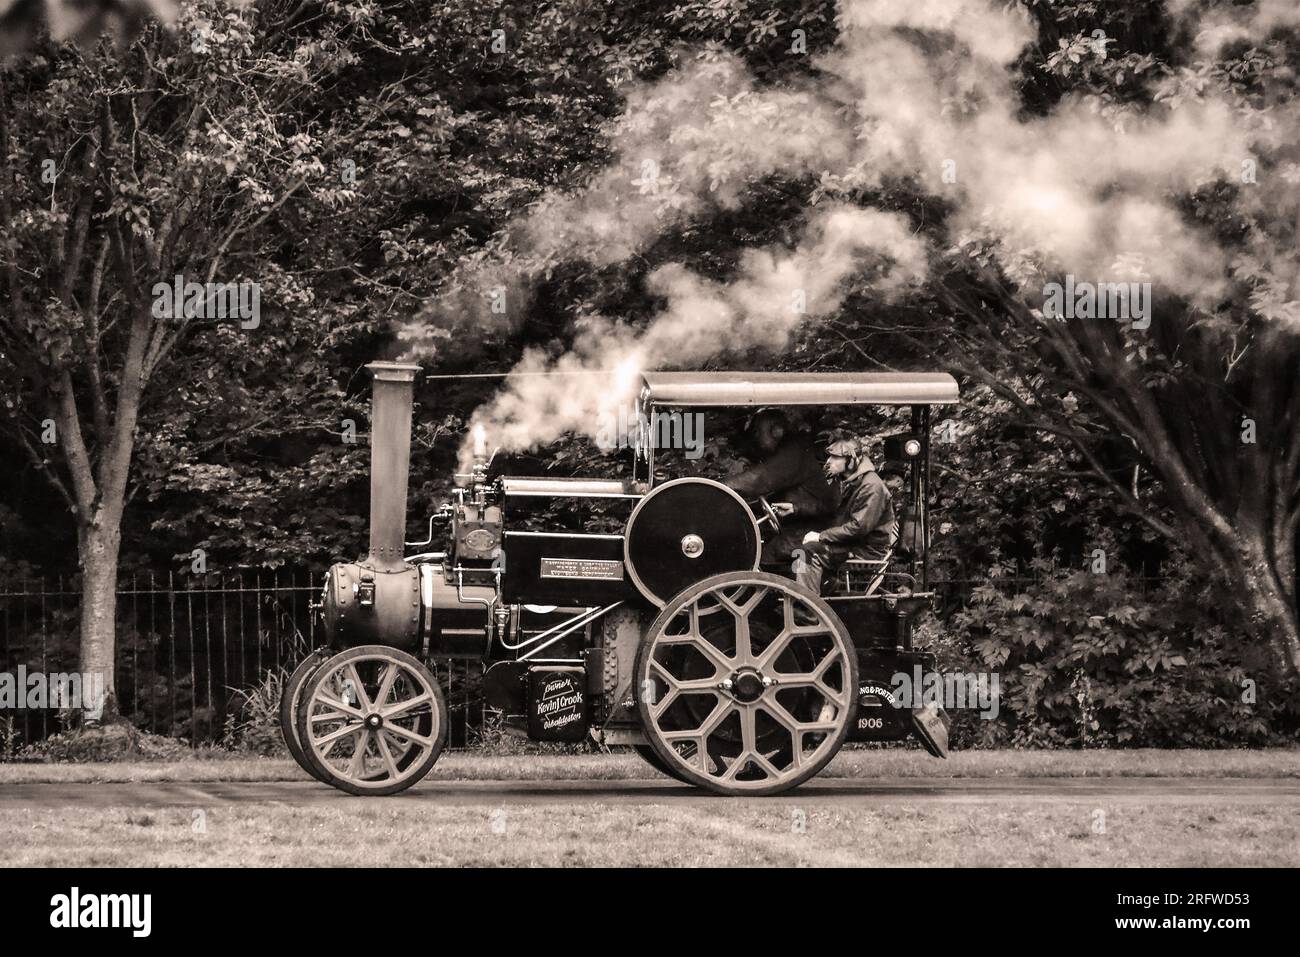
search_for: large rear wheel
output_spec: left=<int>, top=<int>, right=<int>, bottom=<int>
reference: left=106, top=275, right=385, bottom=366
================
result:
left=635, top=571, right=857, bottom=796
left=632, top=744, right=692, bottom=783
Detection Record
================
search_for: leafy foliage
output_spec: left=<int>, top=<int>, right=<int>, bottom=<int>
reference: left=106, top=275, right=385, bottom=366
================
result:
left=220, top=667, right=287, bottom=755
left=927, top=555, right=1297, bottom=748
left=2, top=0, right=1298, bottom=743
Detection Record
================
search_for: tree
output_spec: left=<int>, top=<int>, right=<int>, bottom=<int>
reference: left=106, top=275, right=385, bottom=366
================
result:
left=917, top=2, right=1300, bottom=679
left=0, top=0, right=178, bottom=59
left=636, top=0, right=1300, bottom=679
left=0, top=0, right=682, bottom=722
left=0, top=0, right=391, bottom=720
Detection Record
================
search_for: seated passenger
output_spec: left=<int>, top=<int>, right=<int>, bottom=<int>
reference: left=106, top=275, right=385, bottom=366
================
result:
left=725, top=409, right=839, bottom=563
left=795, top=433, right=897, bottom=596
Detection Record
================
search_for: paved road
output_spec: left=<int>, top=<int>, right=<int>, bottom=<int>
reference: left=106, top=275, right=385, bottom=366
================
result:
left=2, top=777, right=1296, bottom=808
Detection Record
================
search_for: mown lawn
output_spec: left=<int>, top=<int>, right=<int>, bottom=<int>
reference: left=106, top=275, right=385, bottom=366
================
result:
left=4, top=750, right=1297, bottom=866
left=3, top=800, right=1295, bottom=867
left=1, top=747, right=1298, bottom=784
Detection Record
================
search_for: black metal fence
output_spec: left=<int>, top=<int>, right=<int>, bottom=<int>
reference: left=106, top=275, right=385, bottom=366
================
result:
left=0, top=570, right=1118, bottom=752
left=0, top=570, right=488, bottom=751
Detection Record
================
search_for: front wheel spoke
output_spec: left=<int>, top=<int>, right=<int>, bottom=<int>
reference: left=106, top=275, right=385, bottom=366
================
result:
left=347, top=730, right=370, bottom=778
left=382, top=691, right=432, bottom=719
left=375, top=732, right=401, bottom=779
left=309, top=708, right=350, bottom=724
left=373, top=663, right=399, bottom=710
left=384, top=723, right=432, bottom=749
left=345, top=663, right=372, bottom=711
left=314, top=693, right=363, bottom=719
left=314, top=723, right=361, bottom=757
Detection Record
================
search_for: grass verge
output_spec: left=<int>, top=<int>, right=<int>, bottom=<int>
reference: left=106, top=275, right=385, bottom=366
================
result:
left=3, top=799, right=1295, bottom=866
left=0, top=747, right=1297, bottom=784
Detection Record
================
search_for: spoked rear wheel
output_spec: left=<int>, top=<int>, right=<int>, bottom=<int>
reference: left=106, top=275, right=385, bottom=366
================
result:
left=635, top=571, right=857, bottom=796
left=297, top=645, right=447, bottom=796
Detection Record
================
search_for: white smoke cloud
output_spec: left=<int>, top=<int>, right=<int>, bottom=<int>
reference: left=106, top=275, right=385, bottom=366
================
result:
left=427, top=0, right=1286, bottom=466
left=1168, top=0, right=1300, bottom=58
left=458, top=203, right=927, bottom=471
left=516, top=55, right=852, bottom=268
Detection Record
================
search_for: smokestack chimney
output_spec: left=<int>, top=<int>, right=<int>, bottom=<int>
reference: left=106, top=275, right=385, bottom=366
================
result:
left=365, top=361, right=421, bottom=571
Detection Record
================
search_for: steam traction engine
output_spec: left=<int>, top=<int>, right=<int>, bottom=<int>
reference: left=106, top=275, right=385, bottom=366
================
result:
left=282, top=363, right=960, bottom=796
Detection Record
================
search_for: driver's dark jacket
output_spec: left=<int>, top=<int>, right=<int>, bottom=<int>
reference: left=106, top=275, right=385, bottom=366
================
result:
left=819, top=466, right=895, bottom=555
left=726, top=432, right=839, bottom=518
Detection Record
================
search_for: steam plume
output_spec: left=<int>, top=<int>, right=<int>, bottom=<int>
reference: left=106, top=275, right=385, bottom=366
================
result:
left=411, top=0, right=1290, bottom=468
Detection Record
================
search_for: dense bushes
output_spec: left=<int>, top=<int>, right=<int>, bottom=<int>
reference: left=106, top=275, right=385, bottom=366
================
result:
left=922, top=553, right=1298, bottom=750
left=906, top=383, right=1300, bottom=749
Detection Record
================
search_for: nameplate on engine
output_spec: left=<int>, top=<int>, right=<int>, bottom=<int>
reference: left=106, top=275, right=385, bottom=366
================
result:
left=539, top=557, right=625, bottom=581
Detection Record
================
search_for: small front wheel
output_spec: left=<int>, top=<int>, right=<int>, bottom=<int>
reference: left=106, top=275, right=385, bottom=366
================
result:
left=280, top=650, right=329, bottom=782
left=296, top=645, right=447, bottom=796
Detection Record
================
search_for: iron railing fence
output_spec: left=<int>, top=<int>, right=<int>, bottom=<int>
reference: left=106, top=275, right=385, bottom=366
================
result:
left=0, top=570, right=485, bottom=751
left=0, top=571, right=1164, bottom=751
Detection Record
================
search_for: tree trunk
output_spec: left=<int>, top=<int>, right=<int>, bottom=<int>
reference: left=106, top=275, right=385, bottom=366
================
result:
left=1234, top=538, right=1300, bottom=679
left=77, top=511, right=124, bottom=725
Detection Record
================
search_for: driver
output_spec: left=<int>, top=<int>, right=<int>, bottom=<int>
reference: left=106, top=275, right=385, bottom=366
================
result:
left=796, top=433, right=897, bottom=596
left=725, top=409, right=839, bottom=562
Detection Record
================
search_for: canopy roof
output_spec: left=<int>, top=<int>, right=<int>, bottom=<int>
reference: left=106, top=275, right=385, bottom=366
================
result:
left=639, top=371, right=960, bottom=407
